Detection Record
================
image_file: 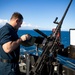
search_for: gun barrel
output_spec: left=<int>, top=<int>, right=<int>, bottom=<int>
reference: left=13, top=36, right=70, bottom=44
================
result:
left=60, top=0, right=73, bottom=24
left=34, top=29, right=47, bottom=38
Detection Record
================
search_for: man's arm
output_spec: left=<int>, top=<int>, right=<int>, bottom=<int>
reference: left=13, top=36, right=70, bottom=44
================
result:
left=2, top=34, right=31, bottom=53
left=2, top=38, right=22, bottom=53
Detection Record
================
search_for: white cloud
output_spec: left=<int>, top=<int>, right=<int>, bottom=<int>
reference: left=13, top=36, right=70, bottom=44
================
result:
left=0, top=19, right=38, bottom=29
left=20, top=22, right=55, bottom=30
left=20, top=22, right=40, bottom=30
left=22, top=22, right=32, bottom=27
left=0, top=19, right=8, bottom=27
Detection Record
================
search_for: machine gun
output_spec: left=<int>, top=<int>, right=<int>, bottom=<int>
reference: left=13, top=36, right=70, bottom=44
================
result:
left=30, top=0, right=73, bottom=75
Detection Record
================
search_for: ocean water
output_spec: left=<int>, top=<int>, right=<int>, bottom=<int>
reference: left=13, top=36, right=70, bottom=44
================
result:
left=18, top=30, right=70, bottom=56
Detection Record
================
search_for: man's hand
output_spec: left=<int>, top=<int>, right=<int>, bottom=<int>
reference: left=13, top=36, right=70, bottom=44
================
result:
left=20, top=34, right=31, bottom=41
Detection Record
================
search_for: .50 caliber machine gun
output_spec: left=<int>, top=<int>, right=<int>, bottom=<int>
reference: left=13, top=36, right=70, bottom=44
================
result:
left=30, top=0, right=73, bottom=75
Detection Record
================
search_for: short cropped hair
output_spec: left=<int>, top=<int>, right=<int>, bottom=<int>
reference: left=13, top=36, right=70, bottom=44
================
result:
left=10, top=12, right=23, bottom=20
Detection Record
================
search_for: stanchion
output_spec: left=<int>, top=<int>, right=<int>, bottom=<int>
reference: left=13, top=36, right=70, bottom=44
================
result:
left=25, top=52, right=30, bottom=75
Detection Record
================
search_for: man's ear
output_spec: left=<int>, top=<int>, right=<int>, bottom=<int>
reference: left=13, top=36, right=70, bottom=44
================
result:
left=16, top=18, right=19, bottom=22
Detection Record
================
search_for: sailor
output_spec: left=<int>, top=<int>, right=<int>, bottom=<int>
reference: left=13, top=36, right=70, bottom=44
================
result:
left=0, top=12, right=31, bottom=75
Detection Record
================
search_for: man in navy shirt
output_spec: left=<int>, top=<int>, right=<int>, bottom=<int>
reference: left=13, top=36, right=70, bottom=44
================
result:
left=0, top=12, right=31, bottom=75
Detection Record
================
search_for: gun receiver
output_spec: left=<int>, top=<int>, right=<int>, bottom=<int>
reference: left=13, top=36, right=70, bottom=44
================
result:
left=30, top=0, right=73, bottom=75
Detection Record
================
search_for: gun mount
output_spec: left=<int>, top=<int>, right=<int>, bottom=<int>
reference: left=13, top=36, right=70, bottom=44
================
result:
left=30, top=0, right=73, bottom=75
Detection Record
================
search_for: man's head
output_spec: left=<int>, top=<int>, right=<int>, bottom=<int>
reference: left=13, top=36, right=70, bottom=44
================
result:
left=9, top=12, right=23, bottom=30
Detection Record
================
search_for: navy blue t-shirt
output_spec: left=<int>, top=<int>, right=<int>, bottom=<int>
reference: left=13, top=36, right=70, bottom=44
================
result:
left=0, top=23, right=20, bottom=61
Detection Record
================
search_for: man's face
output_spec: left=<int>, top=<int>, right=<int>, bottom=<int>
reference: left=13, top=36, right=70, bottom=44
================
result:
left=15, top=19, right=23, bottom=30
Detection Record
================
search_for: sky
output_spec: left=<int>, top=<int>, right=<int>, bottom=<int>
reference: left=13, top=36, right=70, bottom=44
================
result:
left=0, top=0, right=75, bottom=31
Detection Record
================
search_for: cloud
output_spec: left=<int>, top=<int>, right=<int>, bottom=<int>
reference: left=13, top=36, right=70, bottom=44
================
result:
left=0, top=19, right=40, bottom=30
left=20, top=21, right=40, bottom=30
left=20, top=21, right=53, bottom=30
left=0, top=19, right=8, bottom=27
